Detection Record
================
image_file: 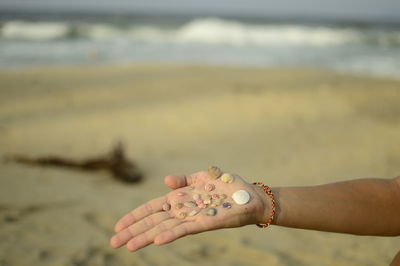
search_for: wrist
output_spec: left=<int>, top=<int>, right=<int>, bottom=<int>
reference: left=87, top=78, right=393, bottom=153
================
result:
left=252, top=183, right=275, bottom=225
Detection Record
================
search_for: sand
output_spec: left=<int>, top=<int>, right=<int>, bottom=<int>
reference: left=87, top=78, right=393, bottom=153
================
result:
left=0, top=64, right=399, bottom=265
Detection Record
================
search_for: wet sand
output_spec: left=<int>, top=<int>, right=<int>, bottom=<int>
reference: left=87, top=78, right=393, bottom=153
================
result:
left=0, top=64, right=399, bottom=265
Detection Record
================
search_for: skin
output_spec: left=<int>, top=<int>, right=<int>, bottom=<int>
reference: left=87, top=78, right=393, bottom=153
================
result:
left=110, top=170, right=400, bottom=263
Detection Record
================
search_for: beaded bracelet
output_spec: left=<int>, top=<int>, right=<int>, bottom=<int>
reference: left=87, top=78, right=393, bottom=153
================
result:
left=253, top=182, right=276, bottom=228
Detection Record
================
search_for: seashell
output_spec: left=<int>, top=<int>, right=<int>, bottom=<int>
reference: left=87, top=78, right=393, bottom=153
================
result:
left=204, top=184, right=215, bottom=192
left=202, top=194, right=212, bottom=200
left=188, top=209, right=200, bottom=217
left=195, top=199, right=204, bottom=205
left=220, top=194, right=227, bottom=199
left=198, top=203, right=206, bottom=209
left=203, top=199, right=211, bottom=205
left=221, top=173, right=234, bottom=184
left=174, top=203, right=184, bottom=209
left=205, top=208, right=217, bottom=216
left=193, top=194, right=200, bottom=200
left=208, top=166, right=223, bottom=179
left=232, top=190, right=251, bottom=205
left=222, top=202, right=232, bottom=209
left=184, top=201, right=197, bottom=208
left=162, top=203, right=171, bottom=211
left=177, top=212, right=187, bottom=219
left=177, top=192, right=185, bottom=196
left=212, top=194, right=219, bottom=199
left=213, top=199, right=222, bottom=206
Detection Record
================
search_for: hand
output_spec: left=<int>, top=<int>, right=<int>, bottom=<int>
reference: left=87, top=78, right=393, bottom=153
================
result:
left=110, top=168, right=271, bottom=252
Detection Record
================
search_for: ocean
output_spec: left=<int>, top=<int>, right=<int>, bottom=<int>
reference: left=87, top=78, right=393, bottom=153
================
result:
left=1, top=13, right=400, bottom=78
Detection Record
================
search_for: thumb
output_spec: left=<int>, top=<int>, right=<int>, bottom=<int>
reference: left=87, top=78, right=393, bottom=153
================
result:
left=164, top=174, right=195, bottom=190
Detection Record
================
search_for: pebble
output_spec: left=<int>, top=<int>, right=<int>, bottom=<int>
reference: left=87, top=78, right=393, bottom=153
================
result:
left=212, top=194, right=219, bottom=199
left=203, top=199, right=211, bottom=205
left=193, top=194, right=200, bottom=200
left=177, top=192, right=185, bottom=196
left=188, top=209, right=200, bottom=217
left=184, top=201, right=197, bottom=208
left=222, top=202, right=232, bottom=209
left=205, top=184, right=215, bottom=191
left=174, top=203, right=184, bottom=209
left=205, top=208, right=217, bottom=216
left=232, top=190, right=251, bottom=205
left=177, top=212, right=187, bottom=219
left=208, top=166, right=223, bottom=179
left=198, top=203, right=206, bottom=209
left=162, top=203, right=171, bottom=211
left=221, top=173, right=234, bottom=184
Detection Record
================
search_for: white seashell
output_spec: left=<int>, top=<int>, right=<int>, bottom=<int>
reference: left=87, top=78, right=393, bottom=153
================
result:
left=232, top=190, right=251, bottom=205
left=221, top=173, right=234, bottom=183
left=188, top=209, right=200, bottom=217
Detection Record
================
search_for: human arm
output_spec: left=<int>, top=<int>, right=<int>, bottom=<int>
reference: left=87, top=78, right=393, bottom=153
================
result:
left=269, top=177, right=400, bottom=236
left=110, top=169, right=400, bottom=252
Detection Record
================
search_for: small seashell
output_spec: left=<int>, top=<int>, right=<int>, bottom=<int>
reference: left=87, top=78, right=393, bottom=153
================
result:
left=177, top=192, right=185, bottom=196
left=202, top=194, right=212, bottom=200
left=221, top=173, right=234, bottom=184
left=212, top=194, right=219, bottom=199
left=195, top=199, right=204, bottom=205
left=162, top=203, right=171, bottom=211
left=203, top=199, right=211, bottom=205
left=205, top=208, right=217, bottom=216
left=222, top=202, right=232, bottom=209
left=184, top=201, right=197, bottom=208
left=208, top=166, right=223, bottom=179
left=232, top=190, right=251, bottom=205
left=213, top=199, right=222, bottom=206
left=174, top=203, right=184, bottom=209
left=177, top=212, right=187, bottom=219
left=205, top=184, right=215, bottom=192
left=220, top=194, right=227, bottom=199
left=198, top=203, right=206, bottom=209
left=188, top=209, right=200, bottom=217
left=193, top=194, right=200, bottom=200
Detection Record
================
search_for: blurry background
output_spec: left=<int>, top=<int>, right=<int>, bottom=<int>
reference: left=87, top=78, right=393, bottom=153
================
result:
left=0, top=1, right=400, bottom=266
left=1, top=0, right=400, bottom=77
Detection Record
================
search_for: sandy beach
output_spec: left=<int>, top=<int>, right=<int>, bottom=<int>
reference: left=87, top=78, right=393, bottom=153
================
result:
left=0, top=64, right=399, bottom=265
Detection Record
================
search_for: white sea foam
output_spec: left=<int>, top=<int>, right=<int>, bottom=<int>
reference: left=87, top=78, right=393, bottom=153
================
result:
left=1, top=17, right=399, bottom=78
left=1, top=21, right=70, bottom=40
left=2, top=18, right=399, bottom=47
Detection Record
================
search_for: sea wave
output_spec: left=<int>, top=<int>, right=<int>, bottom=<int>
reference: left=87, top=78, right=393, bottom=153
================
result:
left=1, top=18, right=400, bottom=47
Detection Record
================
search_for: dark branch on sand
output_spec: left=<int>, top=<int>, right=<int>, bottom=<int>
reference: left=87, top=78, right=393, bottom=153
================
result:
left=6, top=142, right=143, bottom=183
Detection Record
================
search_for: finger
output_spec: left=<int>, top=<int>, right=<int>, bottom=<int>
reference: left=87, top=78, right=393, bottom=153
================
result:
left=154, top=221, right=204, bottom=246
left=110, top=211, right=171, bottom=249
left=164, top=174, right=196, bottom=190
left=126, top=218, right=183, bottom=252
left=114, top=196, right=166, bottom=233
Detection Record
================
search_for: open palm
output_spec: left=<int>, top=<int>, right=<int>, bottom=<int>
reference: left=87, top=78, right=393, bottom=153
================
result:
left=110, top=168, right=269, bottom=252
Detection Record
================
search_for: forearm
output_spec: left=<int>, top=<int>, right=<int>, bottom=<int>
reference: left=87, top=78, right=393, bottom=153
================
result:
left=267, top=177, right=400, bottom=236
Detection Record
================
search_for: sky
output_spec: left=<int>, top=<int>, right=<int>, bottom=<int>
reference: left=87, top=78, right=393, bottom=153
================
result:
left=1, top=0, right=400, bottom=23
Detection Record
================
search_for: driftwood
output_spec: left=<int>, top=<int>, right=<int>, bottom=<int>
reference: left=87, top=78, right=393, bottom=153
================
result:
left=6, top=142, right=143, bottom=183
